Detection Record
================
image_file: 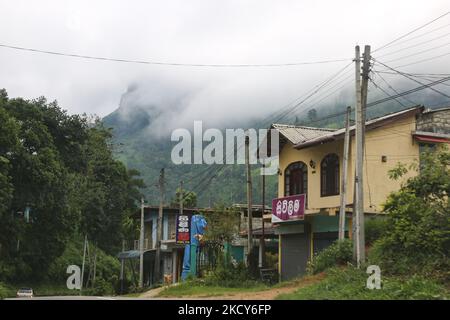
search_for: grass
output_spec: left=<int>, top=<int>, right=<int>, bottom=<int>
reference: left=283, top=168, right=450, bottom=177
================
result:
left=157, top=281, right=268, bottom=298
left=276, top=267, right=449, bottom=300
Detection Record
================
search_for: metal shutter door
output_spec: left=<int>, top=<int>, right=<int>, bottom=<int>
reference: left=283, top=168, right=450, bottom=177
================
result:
left=280, top=233, right=309, bottom=281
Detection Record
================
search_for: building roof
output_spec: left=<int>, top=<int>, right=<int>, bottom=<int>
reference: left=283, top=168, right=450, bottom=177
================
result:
left=422, top=106, right=450, bottom=114
left=271, top=124, right=335, bottom=145
left=289, top=106, right=424, bottom=149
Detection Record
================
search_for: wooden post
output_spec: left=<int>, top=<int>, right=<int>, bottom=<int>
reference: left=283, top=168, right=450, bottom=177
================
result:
left=245, top=134, right=253, bottom=261
left=139, top=197, right=144, bottom=288
left=339, top=106, right=352, bottom=240
left=154, top=168, right=165, bottom=284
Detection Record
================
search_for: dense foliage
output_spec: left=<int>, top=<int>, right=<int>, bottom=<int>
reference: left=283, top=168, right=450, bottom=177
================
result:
left=278, top=267, right=448, bottom=300
left=307, top=239, right=353, bottom=275
left=369, top=147, right=450, bottom=281
left=0, top=89, right=144, bottom=287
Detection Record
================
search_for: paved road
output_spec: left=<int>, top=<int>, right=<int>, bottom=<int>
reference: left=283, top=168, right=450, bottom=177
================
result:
left=6, top=296, right=145, bottom=300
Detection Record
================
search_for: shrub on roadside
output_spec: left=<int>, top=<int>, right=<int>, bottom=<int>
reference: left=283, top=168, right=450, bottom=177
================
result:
left=369, top=148, right=450, bottom=282
left=365, top=216, right=388, bottom=245
left=307, top=239, right=353, bottom=275
left=277, top=266, right=448, bottom=300
left=0, top=282, right=14, bottom=299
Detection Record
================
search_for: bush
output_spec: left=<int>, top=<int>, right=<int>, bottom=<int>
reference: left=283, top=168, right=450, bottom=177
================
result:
left=277, top=266, right=448, bottom=300
left=0, top=282, right=14, bottom=299
left=370, top=148, right=450, bottom=282
left=47, top=238, right=121, bottom=293
left=365, top=216, right=388, bottom=245
left=307, top=239, right=353, bottom=274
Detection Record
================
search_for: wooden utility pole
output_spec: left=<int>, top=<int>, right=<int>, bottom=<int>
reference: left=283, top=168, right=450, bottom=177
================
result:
left=154, top=168, right=165, bottom=284
left=245, top=134, right=253, bottom=260
left=339, top=106, right=352, bottom=240
left=139, top=197, right=144, bottom=288
left=260, top=163, right=266, bottom=268
left=354, top=45, right=371, bottom=267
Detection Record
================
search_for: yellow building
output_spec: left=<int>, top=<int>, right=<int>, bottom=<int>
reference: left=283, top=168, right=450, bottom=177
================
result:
left=271, top=106, right=450, bottom=280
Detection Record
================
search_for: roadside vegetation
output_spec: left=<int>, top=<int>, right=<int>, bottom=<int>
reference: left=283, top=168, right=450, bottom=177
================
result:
left=158, top=147, right=449, bottom=300
left=278, top=147, right=449, bottom=300
left=0, top=89, right=145, bottom=298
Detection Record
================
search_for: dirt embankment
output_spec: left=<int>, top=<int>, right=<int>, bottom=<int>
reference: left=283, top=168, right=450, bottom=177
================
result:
left=140, top=273, right=326, bottom=300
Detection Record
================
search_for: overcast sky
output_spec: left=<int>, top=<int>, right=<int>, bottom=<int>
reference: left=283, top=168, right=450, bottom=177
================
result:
left=1, top=0, right=449, bottom=130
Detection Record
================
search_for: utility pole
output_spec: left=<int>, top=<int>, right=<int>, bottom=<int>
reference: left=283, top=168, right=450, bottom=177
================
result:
left=154, top=168, right=165, bottom=284
left=339, top=106, right=352, bottom=240
left=139, top=197, right=144, bottom=288
left=360, top=45, right=371, bottom=261
left=259, top=163, right=266, bottom=268
left=80, top=234, right=87, bottom=295
left=179, top=180, right=184, bottom=215
left=245, top=134, right=253, bottom=261
left=354, top=45, right=371, bottom=267
left=120, top=240, right=125, bottom=294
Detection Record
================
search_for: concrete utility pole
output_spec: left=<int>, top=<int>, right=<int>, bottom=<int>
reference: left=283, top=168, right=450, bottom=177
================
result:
left=154, top=168, right=165, bottom=284
left=120, top=240, right=125, bottom=294
left=339, top=106, right=352, bottom=240
left=360, top=45, right=371, bottom=261
left=354, top=45, right=371, bottom=267
left=139, top=197, right=144, bottom=288
left=245, top=134, right=253, bottom=260
left=179, top=180, right=184, bottom=215
left=80, top=235, right=87, bottom=295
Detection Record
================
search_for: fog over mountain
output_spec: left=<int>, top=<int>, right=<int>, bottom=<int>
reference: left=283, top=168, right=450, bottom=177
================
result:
left=1, top=0, right=449, bottom=129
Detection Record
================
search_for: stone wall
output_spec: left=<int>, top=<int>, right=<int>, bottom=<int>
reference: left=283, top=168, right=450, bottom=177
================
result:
left=417, top=107, right=450, bottom=134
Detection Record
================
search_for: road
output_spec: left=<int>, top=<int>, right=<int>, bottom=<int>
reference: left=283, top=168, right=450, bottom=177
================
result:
left=6, top=296, right=147, bottom=300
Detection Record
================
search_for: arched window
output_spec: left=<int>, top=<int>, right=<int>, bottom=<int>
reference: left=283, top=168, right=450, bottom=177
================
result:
left=284, top=162, right=308, bottom=197
left=321, top=153, right=340, bottom=197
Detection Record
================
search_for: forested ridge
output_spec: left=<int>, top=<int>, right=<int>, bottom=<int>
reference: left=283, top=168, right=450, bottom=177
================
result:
left=0, top=88, right=144, bottom=289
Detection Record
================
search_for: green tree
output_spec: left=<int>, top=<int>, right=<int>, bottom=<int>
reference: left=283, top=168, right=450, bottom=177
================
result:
left=171, top=188, right=197, bottom=208
left=370, top=146, right=450, bottom=280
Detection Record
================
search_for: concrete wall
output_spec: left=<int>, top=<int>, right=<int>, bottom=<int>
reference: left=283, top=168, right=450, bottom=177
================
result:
left=278, top=113, right=419, bottom=213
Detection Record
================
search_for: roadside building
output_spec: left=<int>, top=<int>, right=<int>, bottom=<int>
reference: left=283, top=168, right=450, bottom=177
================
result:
left=271, top=106, right=450, bottom=280
left=118, top=206, right=203, bottom=286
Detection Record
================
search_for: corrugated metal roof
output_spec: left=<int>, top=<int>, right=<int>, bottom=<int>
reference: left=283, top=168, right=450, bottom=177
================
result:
left=271, top=124, right=335, bottom=145
left=292, top=106, right=423, bottom=149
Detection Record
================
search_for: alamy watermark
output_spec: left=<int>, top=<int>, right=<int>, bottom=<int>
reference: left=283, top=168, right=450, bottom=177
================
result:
left=366, top=265, right=381, bottom=290
left=170, top=121, right=280, bottom=175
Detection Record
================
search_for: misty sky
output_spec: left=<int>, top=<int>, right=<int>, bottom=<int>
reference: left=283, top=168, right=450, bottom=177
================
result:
left=1, top=0, right=449, bottom=130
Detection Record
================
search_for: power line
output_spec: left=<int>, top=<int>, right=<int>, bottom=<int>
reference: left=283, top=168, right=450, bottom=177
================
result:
left=392, top=50, right=450, bottom=69
left=373, top=59, right=450, bottom=99
left=381, top=41, right=450, bottom=64
left=375, top=22, right=450, bottom=51
left=373, top=11, right=450, bottom=53
left=0, top=43, right=350, bottom=68
left=371, top=71, right=418, bottom=106
left=375, top=32, right=450, bottom=58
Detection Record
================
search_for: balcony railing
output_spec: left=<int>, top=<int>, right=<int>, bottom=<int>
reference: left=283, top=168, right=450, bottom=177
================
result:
left=132, top=238, right=152, bottom=251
